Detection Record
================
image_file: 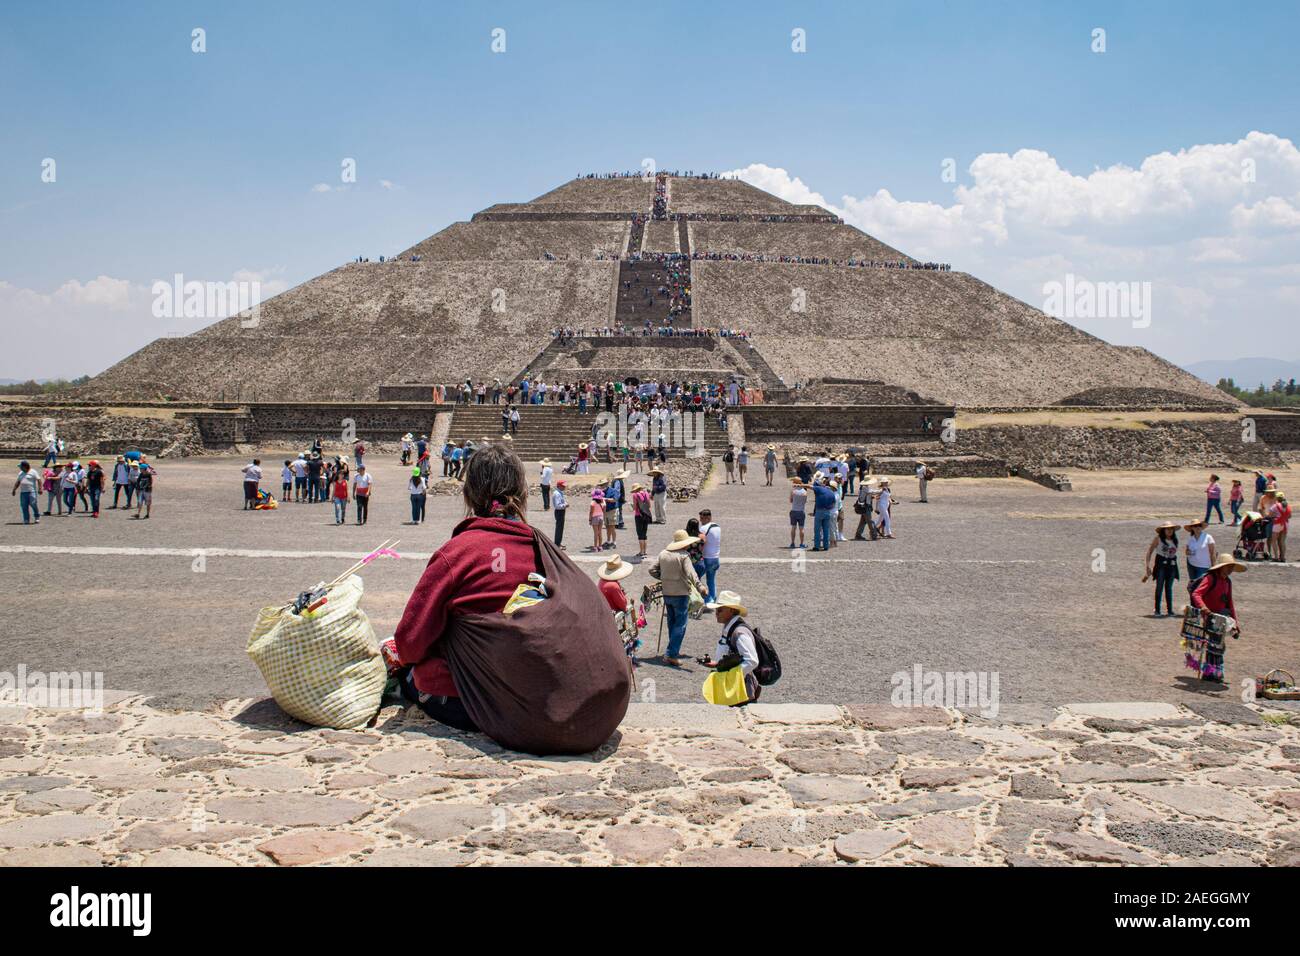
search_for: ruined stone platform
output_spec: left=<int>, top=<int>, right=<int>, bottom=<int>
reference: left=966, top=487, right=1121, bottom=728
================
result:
left=1, top=697, right=1297, bottom=867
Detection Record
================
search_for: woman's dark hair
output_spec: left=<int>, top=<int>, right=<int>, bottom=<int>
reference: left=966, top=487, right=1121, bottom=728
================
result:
left=685, top=517, right=700, bottom=536
left=463, top=443, right=529, bottom=520
left=1158, top=528, right=1178, bottom=545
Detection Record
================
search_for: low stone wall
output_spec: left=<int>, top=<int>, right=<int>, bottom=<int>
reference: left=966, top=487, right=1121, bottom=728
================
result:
left=1255, top=412, right=1300, bottom=450
left=0, top=408, right=204, bottom=459
left=742, top=405, right=955, bottom=444
left=955, top=420, right=1281, bottom=472
left=187, top=404, right=451, bottom=448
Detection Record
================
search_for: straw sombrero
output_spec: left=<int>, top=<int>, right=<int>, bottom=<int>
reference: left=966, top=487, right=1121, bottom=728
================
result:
left=1156, top=521, right=1178, bottom=531
left=579, top=443, right=589, bottom=450
left=613, top=470, right=630, bottom=480
left=598, top=554, right=634, bottom=582
left=704, top=590, right=748, bottom=616
left=631, top=483, right=645, bottom=492
left=1208, top=556, right=1247, bottom=574
left=648, top=467, right=663, bottom=476
left=665, top=530, right=698, bottom=551
left=1184, top=518, right=1208, bottom=530
left=540, top=458, right=551, bottom=466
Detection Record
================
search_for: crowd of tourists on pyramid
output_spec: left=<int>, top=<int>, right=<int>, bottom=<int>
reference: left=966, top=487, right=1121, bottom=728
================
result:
left=620, top=257, right=691, bottom=319
left=686, top=250, right=951, bottom=271
left=550, top=324, right=751, bottom=341
left=575, top=170, right=723, bottom=180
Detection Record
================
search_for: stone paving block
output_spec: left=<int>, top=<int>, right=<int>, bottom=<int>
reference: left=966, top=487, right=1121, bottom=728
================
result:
left=834, top=829, right=909, bottom=862
left=390, top=804, right=495, bottom=842
left=601, top=824, right=682, bottom=864
left=675, top=847, right=805, bottom=867
left=1184, top=701, right=1264, bottom=726
left=1127, top=784, right=1271, bottom=824
left=1065, top=702, right=1183, bottom=721
left=845, top=704, right=952, bottom=731
left=781, top=775, right=875, bottom=808
left=135, top=849, right=238, bottom=867
left=0, top=846, right=105, bottom=867
left=746, top=704, right=843, bottom=725
left=620, top=703, right=743, bottom=731
left=359, top=847, right=478, bottom=867
left=257, top=830, right=371, bottom=866
left=208, top=794, right=371, bottom=827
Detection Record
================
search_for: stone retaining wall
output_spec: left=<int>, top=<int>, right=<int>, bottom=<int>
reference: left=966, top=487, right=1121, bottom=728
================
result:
left=742, top=405, right=955, bottom=444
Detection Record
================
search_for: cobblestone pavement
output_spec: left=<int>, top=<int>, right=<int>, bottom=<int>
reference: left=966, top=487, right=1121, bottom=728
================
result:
left=1, top=696, right=1297, bottom=867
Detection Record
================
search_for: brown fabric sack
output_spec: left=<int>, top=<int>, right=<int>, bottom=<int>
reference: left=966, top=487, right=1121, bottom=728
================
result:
left=443, top=528, right=631, bottom=755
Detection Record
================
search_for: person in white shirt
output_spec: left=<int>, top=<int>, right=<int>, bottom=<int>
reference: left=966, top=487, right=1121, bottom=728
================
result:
left=12, top=460, right=42, bottom=524
left=698, top=508, right=722, bottom=603
left=875, top=479, right=894, bottom=538
left=551, top=479, right=567, bottom=548
left=408, top=468, right=428, bottom=523
left=241, top=459, right=263, bottom=511
left=701, top=591, right=762, bottom=704
left=291, top=454, right=308, bottom=501
left=353, top=466, right=373, bottom=525
left=280, top=461, right=294, bottom=501
left=1183, top=519, right=1216, bottom=592
left=539, top=459, right=554, bottom=511
left=916, top=460, right=929, bottom=503
left=111, top=456, right=131, bottom=508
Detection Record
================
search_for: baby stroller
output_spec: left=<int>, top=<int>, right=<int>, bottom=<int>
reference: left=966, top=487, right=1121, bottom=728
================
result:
left=1233, top=511, right=1271, bottom=561
left=561, top=455, right=578, bottom=475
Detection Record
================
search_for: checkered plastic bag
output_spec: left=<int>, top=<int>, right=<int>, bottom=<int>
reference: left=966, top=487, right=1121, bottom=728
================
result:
left=246, top=574, right=385, bottom=729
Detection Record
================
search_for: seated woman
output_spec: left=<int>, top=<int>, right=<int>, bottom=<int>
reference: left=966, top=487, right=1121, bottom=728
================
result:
left=393, top=443, right=629, bottom=753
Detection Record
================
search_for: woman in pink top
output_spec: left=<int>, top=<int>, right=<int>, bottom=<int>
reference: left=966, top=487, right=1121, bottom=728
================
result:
left=1204, top=474, right=1223, bottom=524
left=1228, top=479, right=1244, bottom=526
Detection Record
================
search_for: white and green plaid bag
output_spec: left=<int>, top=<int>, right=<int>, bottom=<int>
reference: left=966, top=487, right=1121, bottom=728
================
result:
left=247, top=574, right=385, bottom=729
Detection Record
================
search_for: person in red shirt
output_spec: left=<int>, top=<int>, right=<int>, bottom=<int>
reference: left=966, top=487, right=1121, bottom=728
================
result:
left=597, top=554, right=633, bottom=612
left=393, top=444, right=537, bottom=731
left=1189, top=555, right=1245, bottom=683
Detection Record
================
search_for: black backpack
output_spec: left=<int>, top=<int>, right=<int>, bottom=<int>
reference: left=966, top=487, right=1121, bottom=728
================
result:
left=727, top=620, right=782, bottom=686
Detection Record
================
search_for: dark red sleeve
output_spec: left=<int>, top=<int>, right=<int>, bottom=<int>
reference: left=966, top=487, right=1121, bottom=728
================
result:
left=1190, top=574, right=1213, bottom=613
left=394, top=552, right=456, bottom=665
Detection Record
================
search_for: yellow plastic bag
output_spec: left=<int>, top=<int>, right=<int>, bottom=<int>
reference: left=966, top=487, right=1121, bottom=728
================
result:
left=246, top=574, right=385, bottom=729
left=702, top=667, right=749, bottom=707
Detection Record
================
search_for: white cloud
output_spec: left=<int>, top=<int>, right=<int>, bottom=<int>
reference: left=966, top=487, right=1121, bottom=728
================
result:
left=0, top=269, right=290, bottom=380
left=311, top=183, right=332, bottom=193
left=725, top=132, right=1300, bottom=361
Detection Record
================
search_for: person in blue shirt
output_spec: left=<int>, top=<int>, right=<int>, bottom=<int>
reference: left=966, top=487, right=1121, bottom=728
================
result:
left=450, top=443, right=465, bottom=480
left=811, top=476, right=838, bottom=552
left=1253, top=470, right=1268, bottom=511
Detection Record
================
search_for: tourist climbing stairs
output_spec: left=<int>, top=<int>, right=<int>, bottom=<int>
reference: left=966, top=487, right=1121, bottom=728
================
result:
left=615, top=259, right=692, bottom=329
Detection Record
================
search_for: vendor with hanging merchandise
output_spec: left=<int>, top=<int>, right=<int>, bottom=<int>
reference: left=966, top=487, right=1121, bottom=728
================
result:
left=1184, top=555, right=1246, bottom=684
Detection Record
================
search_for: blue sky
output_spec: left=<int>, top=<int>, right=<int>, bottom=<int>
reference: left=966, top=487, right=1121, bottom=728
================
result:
left=2, top=1, right=1298, bottom=379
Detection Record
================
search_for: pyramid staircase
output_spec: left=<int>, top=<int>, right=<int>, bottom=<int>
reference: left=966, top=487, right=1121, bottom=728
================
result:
left=444, top=402, right=730, bottom=461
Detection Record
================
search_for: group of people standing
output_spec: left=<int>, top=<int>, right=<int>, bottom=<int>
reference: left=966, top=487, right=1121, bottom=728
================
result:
left=12, top=454, right=155, bottom=523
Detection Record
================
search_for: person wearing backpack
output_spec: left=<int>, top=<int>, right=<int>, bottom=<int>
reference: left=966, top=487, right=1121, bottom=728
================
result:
left=700, top=591, right=771, bottom=704
left=722, top=446, right=736, bottom=484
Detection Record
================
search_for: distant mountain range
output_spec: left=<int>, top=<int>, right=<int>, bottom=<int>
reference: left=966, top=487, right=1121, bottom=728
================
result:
left=1184, top=358, right=1300, bottom=389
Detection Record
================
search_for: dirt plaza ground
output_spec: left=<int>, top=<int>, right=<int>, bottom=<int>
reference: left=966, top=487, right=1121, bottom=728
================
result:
left=1, top=454, right=1295, bottom=708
